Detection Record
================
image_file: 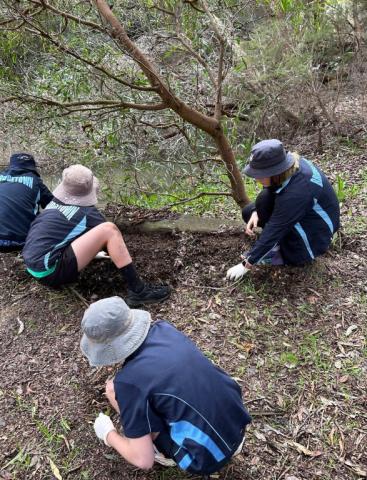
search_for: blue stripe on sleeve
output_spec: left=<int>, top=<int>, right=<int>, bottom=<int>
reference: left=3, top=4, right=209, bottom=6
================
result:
left=294, top=222, right=315, bottom=260
left=313, top=199, right=334, bottom=233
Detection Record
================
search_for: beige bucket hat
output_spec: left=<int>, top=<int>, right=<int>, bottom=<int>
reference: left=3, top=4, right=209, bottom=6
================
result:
left=53, top=164, right=99, bottom=206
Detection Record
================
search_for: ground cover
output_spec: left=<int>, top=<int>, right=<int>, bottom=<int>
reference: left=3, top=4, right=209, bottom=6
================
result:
left=0, top=133, right=366, bottom=480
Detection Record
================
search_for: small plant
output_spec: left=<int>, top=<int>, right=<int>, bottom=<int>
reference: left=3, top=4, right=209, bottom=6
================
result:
left=334, top=174, right=361, bottom=203
left=280, top=351, right=299, bottom=368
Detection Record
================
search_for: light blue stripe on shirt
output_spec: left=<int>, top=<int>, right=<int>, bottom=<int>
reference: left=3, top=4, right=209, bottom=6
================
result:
left=294, top=222, right=315, bottom=259
left=304, top=159, right=323, bottom=187
left=44, top=216, right=87, bottom=270
left=313, top=199, right=334, bottom=233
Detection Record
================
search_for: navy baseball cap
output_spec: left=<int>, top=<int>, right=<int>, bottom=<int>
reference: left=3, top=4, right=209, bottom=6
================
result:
left=243, top=139, right=294, bottom=179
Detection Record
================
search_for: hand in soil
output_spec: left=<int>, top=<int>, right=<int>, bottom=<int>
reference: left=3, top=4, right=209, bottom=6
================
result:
left=94, top=412, right=116, bottom=446
left=226, top=262, right=250, bottom=281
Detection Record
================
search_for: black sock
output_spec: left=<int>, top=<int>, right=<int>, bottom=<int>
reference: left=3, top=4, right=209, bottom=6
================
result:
left=120, top=263, right=145, bottom=292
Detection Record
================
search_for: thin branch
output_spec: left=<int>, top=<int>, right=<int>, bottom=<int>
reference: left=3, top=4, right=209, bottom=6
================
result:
left=150, top=3, right=174, bottom=16
left=183, top=0, right=205, bottom=14
left=4, top=4, right=158, bottom=93
left=174, top=5, right=217, bottom=88
left=1, top=95, right=167, bottom=112
left=28, top=0, right=107, bottom=33
left=94, top=0, right=219, bottom=135
left=200, top=0, right=226, bottom=120
left=167, top=190, right=232, bottom=207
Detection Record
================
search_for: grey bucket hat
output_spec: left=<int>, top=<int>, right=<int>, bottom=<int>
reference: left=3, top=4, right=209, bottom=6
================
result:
left=53, top=164, right=99, bottom=206
left=80, top=296, right=151, bottom=367
left=243, top=139, right=295, bottom=179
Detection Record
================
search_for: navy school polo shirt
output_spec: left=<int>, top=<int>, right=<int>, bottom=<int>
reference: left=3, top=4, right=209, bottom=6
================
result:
left=114, top=321, right=251, bottom=474
left=22, top=199, right=105, bottom=277
left=0, top=167, right=53, bottom=244
left=247, top=158, right=340, bottom=266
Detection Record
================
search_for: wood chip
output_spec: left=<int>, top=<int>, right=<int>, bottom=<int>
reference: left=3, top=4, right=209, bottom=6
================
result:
left=288, top=441, right=323, bottom=457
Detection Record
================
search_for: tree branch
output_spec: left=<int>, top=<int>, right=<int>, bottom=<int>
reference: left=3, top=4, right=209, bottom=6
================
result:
left=173, top=5, right=217, bottom=88
left=3, top=3, right=158, bottom=93
left=200, top=0, right=226, bottom=120
left=1, top=95, right=167, bottom=112
left=94, top=0, right=219, bottom=135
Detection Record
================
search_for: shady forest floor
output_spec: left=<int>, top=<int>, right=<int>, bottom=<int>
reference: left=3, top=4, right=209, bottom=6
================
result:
left=1, top=141, right=367, bottom=480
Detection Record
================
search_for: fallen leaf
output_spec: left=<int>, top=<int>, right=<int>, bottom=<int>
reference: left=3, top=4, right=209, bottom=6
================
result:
left=253, top=430, right=266, bottom=442
left=234, top=342, right=255, bottom=353
left=214, top=294, right=222, bottom=305
left=339, top=375, right=349, bottom=383
left=334, top=360, right=342, bottom=369
left=48, top=457, right=62, bottom=480
left=345, top=324, right=358, bottom=337
left=16, top=318, right=24, bottom=335
left=329, top=427, right=336, bottom=446
left=288, top=441, right=323, bottom=457
left=340, top=459, right=367, bottom=477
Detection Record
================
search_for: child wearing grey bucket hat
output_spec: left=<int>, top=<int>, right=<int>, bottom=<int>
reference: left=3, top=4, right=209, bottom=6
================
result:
left=80, top=296, right=251, bottom=475
left=226, top=139, right=340, bottom=280
left=0, top=152, right=53, bottom=251
left=22, top=164, right=170, bottom=306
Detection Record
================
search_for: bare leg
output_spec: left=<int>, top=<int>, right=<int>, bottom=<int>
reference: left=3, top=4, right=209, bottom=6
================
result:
left=105, top=378, right=120, bottom=414
left=71, top=222, right=132, bottom=271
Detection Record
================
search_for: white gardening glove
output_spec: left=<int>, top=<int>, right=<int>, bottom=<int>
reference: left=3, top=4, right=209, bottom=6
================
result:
left=94, top=412, right=116, bottom=446
left=94, top=251, right=110, bottom=260
left=226, top=262, right=250, bottom=281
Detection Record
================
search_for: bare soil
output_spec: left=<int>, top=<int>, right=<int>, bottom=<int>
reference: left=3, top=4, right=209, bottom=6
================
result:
left=0, top=147, right=366, bottom=480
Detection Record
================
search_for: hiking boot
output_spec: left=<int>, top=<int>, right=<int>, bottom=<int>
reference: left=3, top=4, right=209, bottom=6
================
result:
left=126, top=284, right=171, bottom=307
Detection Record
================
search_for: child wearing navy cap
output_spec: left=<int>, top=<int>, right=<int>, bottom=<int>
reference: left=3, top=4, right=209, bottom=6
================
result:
left=227, top=139, right=340, bottom=280
left=0, top=153, right=53, bottom=251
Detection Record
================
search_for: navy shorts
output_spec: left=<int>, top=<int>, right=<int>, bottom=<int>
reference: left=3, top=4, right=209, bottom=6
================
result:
left=0, top=239, right=24, bottom=252
left=39, top=245, right=79, bottom=288
left=154, top=428, right=244, bottom=475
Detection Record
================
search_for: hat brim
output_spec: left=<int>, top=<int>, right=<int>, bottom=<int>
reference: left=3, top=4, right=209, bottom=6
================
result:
left=53, top=176, right=99, bottom=206
left=80, top=308, right=151, bottom=367
left=243, top=152, right=295, bottom=179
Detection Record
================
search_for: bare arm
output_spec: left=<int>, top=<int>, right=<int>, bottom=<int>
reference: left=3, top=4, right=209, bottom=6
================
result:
left=106, top=431, right=155, bottom=470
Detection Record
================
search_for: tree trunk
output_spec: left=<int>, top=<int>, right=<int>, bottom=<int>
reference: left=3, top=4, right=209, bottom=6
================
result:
left=213, top=131, right=249, bottom=207
left=95, top=0, right=251, bottom=208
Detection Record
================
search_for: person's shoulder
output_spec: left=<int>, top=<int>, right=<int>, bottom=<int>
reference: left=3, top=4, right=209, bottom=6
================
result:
left=83, top=205, right=102, bottom=215
left=152, top=320, right=184, bottom=337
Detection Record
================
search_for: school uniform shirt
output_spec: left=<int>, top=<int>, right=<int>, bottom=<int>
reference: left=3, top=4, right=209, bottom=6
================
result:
left=22, top=198, right=105, bottom=278
left=247, top=158, right=340, bottom=266
left=0, top=167, right=53, bottom=245
left=114, top=321, right=251, bottom=475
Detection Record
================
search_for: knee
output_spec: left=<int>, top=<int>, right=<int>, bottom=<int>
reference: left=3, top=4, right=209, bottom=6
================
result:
left=101, top=222, right=121, bottom=236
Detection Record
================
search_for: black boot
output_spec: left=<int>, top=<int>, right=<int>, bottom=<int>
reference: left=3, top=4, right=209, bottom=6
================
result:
left=126, top=284, right=171, bottom=307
